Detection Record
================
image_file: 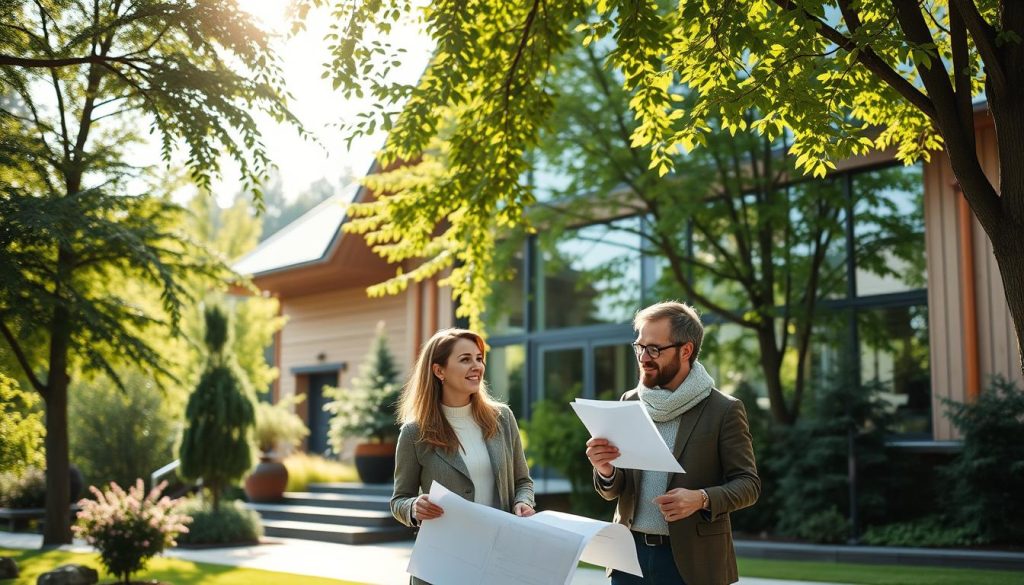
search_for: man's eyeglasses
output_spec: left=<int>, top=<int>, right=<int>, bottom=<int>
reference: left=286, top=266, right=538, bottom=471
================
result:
left=631, top=342, right=684, bottom=359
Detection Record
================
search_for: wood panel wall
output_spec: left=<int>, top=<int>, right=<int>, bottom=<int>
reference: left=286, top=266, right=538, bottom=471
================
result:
left=278, top=287, right=411, bottom=401
left=923, top=119, right=1024, bottom=440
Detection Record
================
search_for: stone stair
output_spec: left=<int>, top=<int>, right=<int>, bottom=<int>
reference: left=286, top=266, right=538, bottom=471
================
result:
left=245, top=482, right=414, bottom=545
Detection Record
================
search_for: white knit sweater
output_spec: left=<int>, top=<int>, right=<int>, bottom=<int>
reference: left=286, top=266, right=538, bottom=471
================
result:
left=442, top=403, right=496, bottom=507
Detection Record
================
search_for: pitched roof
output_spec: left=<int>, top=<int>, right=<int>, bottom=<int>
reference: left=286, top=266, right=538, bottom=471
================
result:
left=233, top=182, right=359, bottom=277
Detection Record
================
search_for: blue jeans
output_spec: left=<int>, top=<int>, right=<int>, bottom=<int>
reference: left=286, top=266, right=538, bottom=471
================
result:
left=610, top=532, right=685, bottom=585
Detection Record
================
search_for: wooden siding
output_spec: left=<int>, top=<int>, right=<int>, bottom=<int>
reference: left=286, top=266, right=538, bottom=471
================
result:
left=923, top=118, right=1024, bottom=440
left=278, top=287, right=412, bottom=403
left=974, top=124, right=1024, bottom=391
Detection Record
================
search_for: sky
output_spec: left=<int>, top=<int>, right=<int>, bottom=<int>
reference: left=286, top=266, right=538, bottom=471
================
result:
left=215, top=0, right=434, bottom=207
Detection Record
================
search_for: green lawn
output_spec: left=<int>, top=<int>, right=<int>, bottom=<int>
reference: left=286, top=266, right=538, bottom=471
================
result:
left=0, top=548, right=364, bottom=585
left=739, top=557, right=1024, bottom=585
left=5, top=547, right=1023, bottom=585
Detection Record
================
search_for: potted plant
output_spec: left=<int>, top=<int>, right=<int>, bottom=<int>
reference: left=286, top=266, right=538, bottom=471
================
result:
left=245, top=398, right=309, bottom=502
left=324, top=322, right=401, bottom=484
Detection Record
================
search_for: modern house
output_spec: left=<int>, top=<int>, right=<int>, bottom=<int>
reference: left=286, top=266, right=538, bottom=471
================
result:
left=235, top=110, right=1022, bottom=455
left=234, top=180, right=454, bottom=454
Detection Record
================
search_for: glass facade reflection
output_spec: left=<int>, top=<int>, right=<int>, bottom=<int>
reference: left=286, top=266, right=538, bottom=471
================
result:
left=485, top=249, right=526, bottom=336
left=486, top=344, right=526, bottom=418
left=853, top=165, right=927, bottom=295
left=858, top=305, right=931, bottom=436
left=487, top=162, right=932, bottom=439
left=537, top=218, right=642, bottom=329
left=540, top=347, right=586, bottom=409
left=594, top=344, right=638, bottom=400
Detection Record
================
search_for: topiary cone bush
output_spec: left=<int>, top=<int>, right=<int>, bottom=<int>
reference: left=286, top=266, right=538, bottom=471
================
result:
left=179, top=306, right=256, bottom=511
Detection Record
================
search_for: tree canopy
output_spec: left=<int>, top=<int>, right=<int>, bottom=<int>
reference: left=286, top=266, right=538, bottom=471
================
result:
left=521, top=43, right=924, bottom=423
left=0, top=0, right=299, bottom=544
left=314, top=0, right=1024, bottom=371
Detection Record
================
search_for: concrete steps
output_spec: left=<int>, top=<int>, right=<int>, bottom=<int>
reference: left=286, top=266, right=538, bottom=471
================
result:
left=306, top=482, right=395, bottom=496
left=279, top=491, right=392, bottom=510
left=245, top=483, right=414, bottom=545
left=259, top=519, right=413, bottom=545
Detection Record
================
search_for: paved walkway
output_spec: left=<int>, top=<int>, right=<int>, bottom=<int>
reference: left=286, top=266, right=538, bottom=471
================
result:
left=1, top=531, right=845, bottom=585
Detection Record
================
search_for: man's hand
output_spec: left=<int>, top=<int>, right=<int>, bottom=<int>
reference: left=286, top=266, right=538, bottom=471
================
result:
left=586, top=437, right=620, bottom=477
left=653, top=488, right=703, bottom=522
left=412, top=494, right=444, bottom=521
left=514, top=502, right=536, bottom=517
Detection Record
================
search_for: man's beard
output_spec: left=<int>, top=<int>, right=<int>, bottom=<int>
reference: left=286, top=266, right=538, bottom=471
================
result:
left=641, top=359, right=680, bottom=388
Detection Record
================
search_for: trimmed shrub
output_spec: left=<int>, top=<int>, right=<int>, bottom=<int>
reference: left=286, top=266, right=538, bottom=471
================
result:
left=794, top=507, right=850, bottom=544
left=0, top=468, right=45, bottom=508
left=74, top=480, right=189, bottom=584
left=324, top=322, right=401, bottom=449
left=773, top=375, right=892, bottom=542
left=943, top=376, right=1024, bottom=544
left=0, top=466, right=84, bottom=509
left=862, top=515, right=979, bottom=547
left=175, top=498, right=263, bottom=545
left=179, top=306, right=256, bottom=511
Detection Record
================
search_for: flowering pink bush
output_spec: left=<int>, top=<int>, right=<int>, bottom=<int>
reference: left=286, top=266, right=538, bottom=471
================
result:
left=74, top=479, right=190, bottom=584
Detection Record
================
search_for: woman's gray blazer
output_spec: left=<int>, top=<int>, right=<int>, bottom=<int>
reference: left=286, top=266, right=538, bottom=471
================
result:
left=390, top=404, right=535, bottom=527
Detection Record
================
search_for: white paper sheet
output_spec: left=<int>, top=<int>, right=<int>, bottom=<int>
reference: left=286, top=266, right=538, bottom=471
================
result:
left=570, top=398, right=685, bottom=473
left=407, top=482, right=642, bottom=584
left=529, top=510, right=642, bottom=576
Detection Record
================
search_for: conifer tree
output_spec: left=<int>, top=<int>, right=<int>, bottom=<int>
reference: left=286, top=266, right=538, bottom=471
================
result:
left=179, top=307, right=256, bottom=511
left=325, top=322, right=401, bottom=449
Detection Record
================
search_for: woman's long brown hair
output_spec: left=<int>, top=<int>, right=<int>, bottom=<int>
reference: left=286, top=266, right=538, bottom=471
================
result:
left=399, top=328, right=501, bottom=453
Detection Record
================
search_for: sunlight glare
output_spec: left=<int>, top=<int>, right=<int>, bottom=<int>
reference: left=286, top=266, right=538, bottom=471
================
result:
left=235, top=0, right=291, bottom=35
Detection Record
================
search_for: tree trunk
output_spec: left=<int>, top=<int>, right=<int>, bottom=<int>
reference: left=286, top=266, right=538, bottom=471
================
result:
left=42, top=243, right=76, bottom=546
left=970, top=14, right=1024, bottom=377
left=756, top=326, right=794, bottom=424
left=42, top=305, right=73, bottom=546
left=991, top=222, right=1024, bottom=377
left=212, top=481, right=221, bottom=513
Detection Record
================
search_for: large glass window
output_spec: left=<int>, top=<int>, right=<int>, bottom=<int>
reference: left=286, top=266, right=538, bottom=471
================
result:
left=852, top=165, right=927, bottom=295
left=486, top=344, right=526, bottom=418
left=485, top=247, right=526, bottom=335
left=858, top=305, right=931, bottom=436
left=540, top=347, right=585, bottom=409
left=789, top=178, right=849, bottom=301
left=701, top=321, right=765, bottom=397
left=594, top=344, right=638, bottom=399
left=483, top=161, right=932, bottom=439
left=537, top=218, right=642, bottom=329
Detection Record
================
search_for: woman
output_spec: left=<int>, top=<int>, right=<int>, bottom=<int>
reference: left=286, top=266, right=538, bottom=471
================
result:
left=391, top=328, right=535, bottom=580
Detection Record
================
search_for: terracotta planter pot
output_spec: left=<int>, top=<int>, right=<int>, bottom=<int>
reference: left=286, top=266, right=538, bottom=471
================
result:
left=244, top=456, right=289, bottom=502
left=354, top=442, right=396, bottom=484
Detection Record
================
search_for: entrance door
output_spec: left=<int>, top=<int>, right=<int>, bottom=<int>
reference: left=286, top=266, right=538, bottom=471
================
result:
left=307, top=372, right=337, bottom=455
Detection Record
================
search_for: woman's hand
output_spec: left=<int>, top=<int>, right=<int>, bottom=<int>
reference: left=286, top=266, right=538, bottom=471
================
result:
left=413, top=494, right=445, bottom=521
left=514, top=502, right=535, bottom=517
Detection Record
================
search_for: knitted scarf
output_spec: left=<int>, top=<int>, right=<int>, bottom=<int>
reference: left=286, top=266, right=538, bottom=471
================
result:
left=638, top=361, right=715, bottom=422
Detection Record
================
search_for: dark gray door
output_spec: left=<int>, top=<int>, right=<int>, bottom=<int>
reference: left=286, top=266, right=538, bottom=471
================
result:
left=307, top=372, right=337, bottom=455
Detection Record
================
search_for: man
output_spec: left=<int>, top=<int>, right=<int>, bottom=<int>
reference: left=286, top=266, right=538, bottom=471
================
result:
left=586, top=301, right=760, bottom=585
